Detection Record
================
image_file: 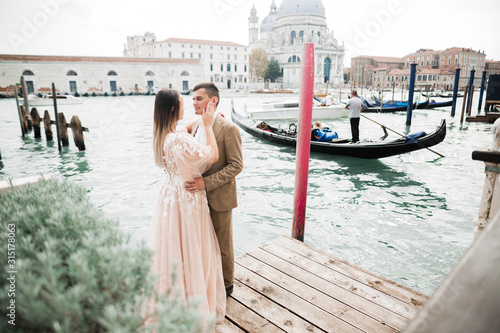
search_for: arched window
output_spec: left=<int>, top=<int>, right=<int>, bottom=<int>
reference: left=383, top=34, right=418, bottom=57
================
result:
left=108, top=71, right=117, bottom=76
left=299, top=30, right=304, bottom=44
left=145, top=71, right=154, bottom=76
left=67, top=70, right=77, bottom=76
left=22, top=70, right=34, bottom=76
left=288, top=55, right=301, bottom=63
left=323, top=57, right=331, bottom=83
left=181, top=71, right=189, bottom=76
left=291, top=31, right=296, bottom=45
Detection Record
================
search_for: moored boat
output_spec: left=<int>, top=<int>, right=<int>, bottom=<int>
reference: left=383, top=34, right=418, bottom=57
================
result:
left=427, top=99, right=453, bottom=109
left=28, top=94, right=84, bottom=106
left=247, top=100, right=348, bottom=120
left=232, top=107, right=446, bottom=159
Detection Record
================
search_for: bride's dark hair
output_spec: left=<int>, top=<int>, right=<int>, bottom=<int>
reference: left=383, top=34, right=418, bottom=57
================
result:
left=153, top=89, right=181, bottom=168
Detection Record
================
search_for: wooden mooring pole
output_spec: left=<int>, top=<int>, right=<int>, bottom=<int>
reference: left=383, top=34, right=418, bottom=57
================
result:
left=460, top=85, right=469, bottom=125
left=292, top=43, right=314, bottom=242
left=13, top=85, right=25, bottom=136
left=52, top=83, right=62, bottom=152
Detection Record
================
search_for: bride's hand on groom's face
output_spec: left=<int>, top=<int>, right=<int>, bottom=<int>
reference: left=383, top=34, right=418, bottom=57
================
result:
left=202, top=101, right=216, bottom=127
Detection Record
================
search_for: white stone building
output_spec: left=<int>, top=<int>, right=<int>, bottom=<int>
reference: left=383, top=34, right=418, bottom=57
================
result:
left=123, top=35, right=249, bottom=90
left=0, top=54, right=201, bottom=95
left=248, top=0, right=345, bottom=88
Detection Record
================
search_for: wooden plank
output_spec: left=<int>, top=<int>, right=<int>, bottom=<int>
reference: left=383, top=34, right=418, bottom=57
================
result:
left=216, top=318, right=245, bottom=333
left=235, top=262, right=361, bottom=333
left=273, top=236, right=427, bottom=308
left=261, top=240, right=417, bottom=320
left=238, top=255, right=393, bottom=333
left=232, top=278, right=324, bottom=332
left=225, top=296, right=284, bottom=333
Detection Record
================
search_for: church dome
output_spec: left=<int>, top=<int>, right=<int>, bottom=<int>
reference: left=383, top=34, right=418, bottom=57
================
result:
left=260, top=1, right=278, bottom=32
left=250, top=5, right=257, bottom=15
left=277, top=0, right=325, bottom=18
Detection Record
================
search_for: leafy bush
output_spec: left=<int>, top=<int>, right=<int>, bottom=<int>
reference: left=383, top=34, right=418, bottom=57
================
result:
left=0, top=179, right=208, bottom=332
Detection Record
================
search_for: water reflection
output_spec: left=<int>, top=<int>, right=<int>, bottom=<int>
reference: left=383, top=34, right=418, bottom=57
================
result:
left=58, top=150, right=91, bottom=177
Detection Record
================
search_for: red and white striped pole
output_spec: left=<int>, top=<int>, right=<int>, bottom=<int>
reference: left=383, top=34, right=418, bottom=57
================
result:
left=292, top=43, right=315, bottom=242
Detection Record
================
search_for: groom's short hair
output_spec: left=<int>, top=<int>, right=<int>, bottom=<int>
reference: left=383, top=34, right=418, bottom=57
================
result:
left=193, top=82, right=220, bottom=106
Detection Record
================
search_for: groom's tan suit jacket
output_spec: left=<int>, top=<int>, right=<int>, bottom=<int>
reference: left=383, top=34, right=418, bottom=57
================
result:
left=192, top=114, right=243, bottom=212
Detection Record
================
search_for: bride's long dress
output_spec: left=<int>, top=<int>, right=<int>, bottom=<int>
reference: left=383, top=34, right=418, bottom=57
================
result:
left=148, top=131, right=226, bottom=324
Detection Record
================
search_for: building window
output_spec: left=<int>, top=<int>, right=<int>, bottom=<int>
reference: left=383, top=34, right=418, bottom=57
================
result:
left=211, top=76, right=213, bottom=82
left=235, top=64, right=237, bottom=72
left=227, top=64, right=231, bottom=71
left=244, top=55, right=247, bottom=60
left=182, top=53, right=185, bottom=58
left=221, top=64, right=224, bottom=71
left=67, top=70, right=78, bottom=76
left=210, top=64, right=213, bottom=71
left=145, top=71, right=155, bottom=76
left=244, top=65, right=247, bottom=72
left=22, top=70, right=34, bottom=76
left=199, top=45, right=201, bottom=48
left=199, top=53, right=201, bottom=58
left=109, top=81, right=117, bottom=92
left=190, top=45, right=193, bottom=48
left=234, top=55, right=237, bottom=60
left=227, top=47, right=230, bottom=50
left=299, top=30, right=304, bottom=43
left=169, top=52, right=172, bottom=57
left=210, top=46, right=213, bottom=49
left=234, top=47, right=237, bottom=51
left=69, top=81, right=77, bottom=93
left=182, top=44, right=184, bottom=48
left=291, top=31, right=296, bottom=45
left=168, top=43, right=171, bottom=47
left=190, top=53, right=193, bottom=58
left=210, top=54, right=213, bottom=59
left=107, top=71, right=117, bottom=76
left=220, top=46, right=223, bottom=50
left=181, top=71, right=189, bottom=76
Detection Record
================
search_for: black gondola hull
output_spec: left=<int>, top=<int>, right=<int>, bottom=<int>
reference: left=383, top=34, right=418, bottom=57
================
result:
left=232, top=108, right=446, bottom=159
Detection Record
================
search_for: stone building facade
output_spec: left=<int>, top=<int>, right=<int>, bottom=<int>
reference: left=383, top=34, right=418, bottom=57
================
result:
left=248, top=0, right=345, bottom=88
left=123, top=34, right=249, bottom=90
left=0, top=54, right=201, bottom=96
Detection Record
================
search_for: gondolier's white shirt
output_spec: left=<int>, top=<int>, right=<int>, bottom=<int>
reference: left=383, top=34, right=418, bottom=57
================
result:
left=194, top=111, right=218, bottom=145
left=346, top=97, right=362, bottom=118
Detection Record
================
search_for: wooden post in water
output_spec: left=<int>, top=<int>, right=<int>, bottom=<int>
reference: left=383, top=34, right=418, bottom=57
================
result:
left=20, top=76, right=32, bottom=130
left=30, top=108, right=41, bottom=138
left=406, top=60, right=417, bottom=126
left=467, top=84, right=474, bottom=116
left=451, top=66, right=461, bottom=117
left=477, top=69, right=487, bottom=113
left=391, top=82, right=395, bottom=103
left=43, top=111, right=53, bottom=141
left=292, top=43, right=315, bottom=242
left=460, top=85, right=469, bottom=124
left=58, top=113, right=69, bottom=146
left=52, top=83, right=62, bottom=152
left=69, top=115, right=86, bottom=151
left=20, top=106, right=29, bottom=134
left=13, top=85, right=25, bottom=136
left=466, top=67, right=476, bottom=114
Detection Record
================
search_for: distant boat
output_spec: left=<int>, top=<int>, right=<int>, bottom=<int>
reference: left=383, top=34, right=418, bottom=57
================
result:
left=247, top=100, right=348, bottom=120
left=82, top=92, right=89, bottom=97
left=111, top=92, right=118, bottom=97
left=439, top=92, right=464, bottom=98
left=181, top=90, right=191, bottom=95
left=428, top=99, right=453, bottom=109
left=119, top=92, right=125, bottom=96
left=28, top=94, right=84, bottom=106
left=103, top=92, right=110, bottom=97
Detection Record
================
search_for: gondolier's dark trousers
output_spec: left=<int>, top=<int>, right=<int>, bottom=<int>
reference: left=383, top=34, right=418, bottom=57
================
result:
left=350, top=117, right=360, bottom=143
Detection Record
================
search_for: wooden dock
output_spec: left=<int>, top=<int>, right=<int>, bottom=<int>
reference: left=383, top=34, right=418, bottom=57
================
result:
left=217, top=236, right=428, bottom=333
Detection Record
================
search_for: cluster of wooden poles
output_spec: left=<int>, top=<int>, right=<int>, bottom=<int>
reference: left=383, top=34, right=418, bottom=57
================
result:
left=15, top=78, right=88, bottom=151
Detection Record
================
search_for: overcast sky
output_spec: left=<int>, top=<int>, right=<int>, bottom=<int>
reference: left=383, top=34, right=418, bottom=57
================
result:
left=1, top=0, right=499, bottom=67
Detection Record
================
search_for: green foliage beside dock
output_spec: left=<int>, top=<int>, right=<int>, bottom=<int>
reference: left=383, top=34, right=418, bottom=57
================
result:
left=0, top=179, right=207, bottom=332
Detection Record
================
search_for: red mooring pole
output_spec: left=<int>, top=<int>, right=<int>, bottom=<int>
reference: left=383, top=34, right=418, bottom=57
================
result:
left=292, top=43, right=315, bottom=242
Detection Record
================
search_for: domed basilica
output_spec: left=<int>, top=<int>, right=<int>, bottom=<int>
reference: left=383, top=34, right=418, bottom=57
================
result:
left=249, top=0, right=345, bottom=88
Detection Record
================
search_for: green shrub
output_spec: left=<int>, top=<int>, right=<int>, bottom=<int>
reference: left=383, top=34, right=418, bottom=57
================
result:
left=0, top=179, right=209, bottom=332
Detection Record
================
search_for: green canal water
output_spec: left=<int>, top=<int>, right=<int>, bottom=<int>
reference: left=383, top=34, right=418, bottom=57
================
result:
left=0, top=92, right=492, bottom=296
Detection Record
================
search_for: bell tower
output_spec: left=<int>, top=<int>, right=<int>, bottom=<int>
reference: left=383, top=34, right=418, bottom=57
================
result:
left=248, top=5, right=259, bottom=44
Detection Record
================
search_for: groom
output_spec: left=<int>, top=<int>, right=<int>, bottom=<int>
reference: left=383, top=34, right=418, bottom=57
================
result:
left=184, top=82, right=243, bottom=297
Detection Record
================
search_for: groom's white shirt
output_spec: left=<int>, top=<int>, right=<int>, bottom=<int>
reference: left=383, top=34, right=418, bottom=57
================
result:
left=194, top=111, right=218, bottom=145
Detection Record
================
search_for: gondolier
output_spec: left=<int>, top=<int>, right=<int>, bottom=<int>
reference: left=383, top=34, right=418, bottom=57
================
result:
left=345, top=90, right=364, bottom=143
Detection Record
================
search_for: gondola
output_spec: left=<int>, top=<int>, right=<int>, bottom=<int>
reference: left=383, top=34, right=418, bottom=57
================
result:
left=427, top=99, right=453, bottom=109
left=231, top=107, right=446, bottom=159
left=363, top=99, right=429, bottom=113
left=180, top=90, right=191, bottom=95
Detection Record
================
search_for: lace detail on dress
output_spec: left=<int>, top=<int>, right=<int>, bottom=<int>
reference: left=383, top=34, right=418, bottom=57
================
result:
left=160, top=132, right=212, bottom=211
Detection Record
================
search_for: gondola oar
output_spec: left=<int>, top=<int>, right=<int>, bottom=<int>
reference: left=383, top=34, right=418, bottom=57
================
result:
left=360, top=114, right=445, bottom=158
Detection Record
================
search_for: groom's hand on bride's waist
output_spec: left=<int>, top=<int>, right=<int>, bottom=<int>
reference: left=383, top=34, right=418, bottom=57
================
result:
left=184, top=177, right=205, bottom=193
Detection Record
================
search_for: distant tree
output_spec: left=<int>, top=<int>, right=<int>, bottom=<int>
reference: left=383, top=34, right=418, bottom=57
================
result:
left=265, top=59, right=282, bottom=82
left=249, top=48, right=268, bottom=81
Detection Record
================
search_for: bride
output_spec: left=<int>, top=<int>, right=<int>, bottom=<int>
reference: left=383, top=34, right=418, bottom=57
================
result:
left=147, top=89, right=226, bottom=326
